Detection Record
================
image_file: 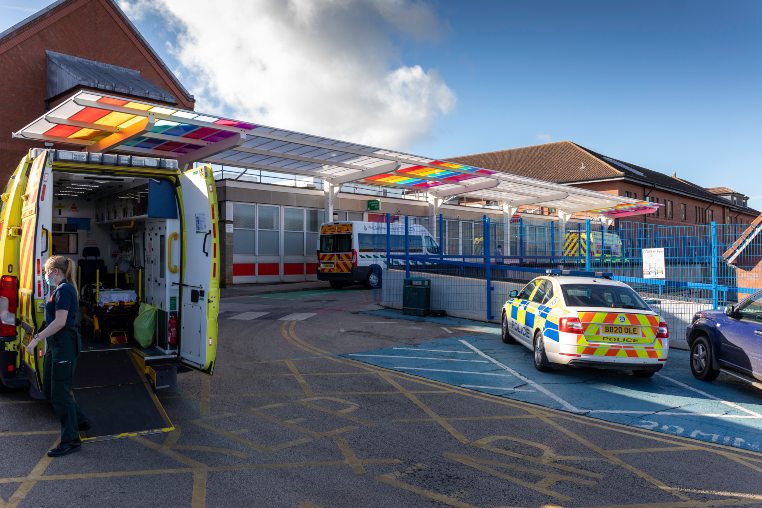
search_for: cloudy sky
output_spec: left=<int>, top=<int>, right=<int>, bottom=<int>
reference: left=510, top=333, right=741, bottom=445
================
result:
left=1, top=0, right=761, bottom=209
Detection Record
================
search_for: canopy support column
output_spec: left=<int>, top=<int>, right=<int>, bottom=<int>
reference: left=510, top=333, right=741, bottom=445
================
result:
left=501, top=203, right=517, bottom=256
left=427, top=195, right=444, bottom=240
left=324, top=181, right=340, bottom=224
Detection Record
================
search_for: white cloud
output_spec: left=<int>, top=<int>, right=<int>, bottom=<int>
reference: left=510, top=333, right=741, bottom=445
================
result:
left=536, top=133, right=552, bottom=143
left=120, top=0, right=455, bottom=150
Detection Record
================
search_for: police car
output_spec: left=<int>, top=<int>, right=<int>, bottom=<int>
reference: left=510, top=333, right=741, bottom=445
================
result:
left=501, top=271, right=668, bottom=377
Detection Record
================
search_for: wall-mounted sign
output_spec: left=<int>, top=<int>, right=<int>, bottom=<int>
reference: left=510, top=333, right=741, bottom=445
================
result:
left=367, top=199, right=380, bottom=211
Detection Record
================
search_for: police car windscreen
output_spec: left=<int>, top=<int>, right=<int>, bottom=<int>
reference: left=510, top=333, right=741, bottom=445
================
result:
left=320, top=234, right=352, bottom=253
left=561, top=284, right=650, bottom=310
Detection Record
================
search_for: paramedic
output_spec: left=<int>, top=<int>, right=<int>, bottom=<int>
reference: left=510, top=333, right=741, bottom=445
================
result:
left=25, top=256, right=89, bottom=457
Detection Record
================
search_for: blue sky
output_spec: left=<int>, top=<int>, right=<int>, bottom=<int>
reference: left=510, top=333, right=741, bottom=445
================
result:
left=2, top=0, right=760, bottom=209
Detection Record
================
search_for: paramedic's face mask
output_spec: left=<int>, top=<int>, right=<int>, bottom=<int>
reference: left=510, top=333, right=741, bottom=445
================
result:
left=44, top=268, right=60, bottom=287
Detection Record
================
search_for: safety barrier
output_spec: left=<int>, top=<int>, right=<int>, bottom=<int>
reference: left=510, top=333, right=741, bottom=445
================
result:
left=377, top=213, right=761, bottom=348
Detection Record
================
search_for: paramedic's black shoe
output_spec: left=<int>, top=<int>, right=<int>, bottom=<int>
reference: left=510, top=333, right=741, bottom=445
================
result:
left=47, top=441, right=81, bottom=457
left=78, top=420, right=91, bottom=432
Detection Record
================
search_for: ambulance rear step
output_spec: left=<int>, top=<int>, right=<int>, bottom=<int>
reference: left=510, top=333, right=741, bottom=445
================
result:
left=74, top=349, right=174, bottom=441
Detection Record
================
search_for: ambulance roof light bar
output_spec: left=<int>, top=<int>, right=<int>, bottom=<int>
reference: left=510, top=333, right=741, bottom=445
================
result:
left=545, top=268, right=613, bottom=279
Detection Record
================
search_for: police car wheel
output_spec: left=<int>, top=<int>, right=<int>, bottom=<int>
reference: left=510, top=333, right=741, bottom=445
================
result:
left=501, top=312, right=515, bottom=344
left=533, top=332, right=551, bottom=372
left=690, top=335, right=720, bottom=381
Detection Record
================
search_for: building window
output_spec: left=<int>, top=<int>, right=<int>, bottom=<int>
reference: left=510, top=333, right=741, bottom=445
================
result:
left=654, top=198, right=660, bottom=217
left=665, top=200, right=673, bottom=219
left=446, top=220, right=460, bottom=255
left=624, top=191, right=632, bottom=198
left=284, top=207, right=305, bottom=256
left=706, top=208, right=713, bottom=223
left=258, top=205, right=280, bottom=255
left=233, top=203, right=256, bottom=255
left=680, top=203, right=687, bottom=221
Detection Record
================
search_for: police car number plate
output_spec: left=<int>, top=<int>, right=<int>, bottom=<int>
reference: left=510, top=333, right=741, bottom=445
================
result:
left=321, top=262, right=335, bottom=269
left=602, top=325, right=639, bottom=336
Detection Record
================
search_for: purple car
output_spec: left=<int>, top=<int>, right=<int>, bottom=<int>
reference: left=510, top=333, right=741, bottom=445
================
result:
left=687, top=290, right=762, bottom=384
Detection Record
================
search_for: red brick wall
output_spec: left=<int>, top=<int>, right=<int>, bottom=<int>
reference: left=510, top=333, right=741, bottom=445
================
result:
left=570, top=181, right=757, bottom=226
left=0, top=0, right=193, bottom=180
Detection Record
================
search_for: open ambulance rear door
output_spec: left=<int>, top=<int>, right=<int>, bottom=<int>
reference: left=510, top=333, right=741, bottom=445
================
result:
left=18, top=150, right=52, bottom=396
left=178, top=165, right=219, bottom=374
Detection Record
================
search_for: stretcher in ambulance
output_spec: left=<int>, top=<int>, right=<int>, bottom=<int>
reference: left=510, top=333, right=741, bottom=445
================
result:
left=0, top=148, right=219, bottom=440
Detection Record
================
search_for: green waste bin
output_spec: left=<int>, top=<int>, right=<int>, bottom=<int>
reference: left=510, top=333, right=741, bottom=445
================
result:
left=403, top=278, right=431, bottom=316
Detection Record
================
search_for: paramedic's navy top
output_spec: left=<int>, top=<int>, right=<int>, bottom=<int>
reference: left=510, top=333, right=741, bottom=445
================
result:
left=45, top=282, right=78, bottom=328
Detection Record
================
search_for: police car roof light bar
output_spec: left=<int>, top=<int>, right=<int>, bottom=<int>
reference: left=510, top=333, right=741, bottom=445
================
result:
left=545, top=268, right=613, bottom=279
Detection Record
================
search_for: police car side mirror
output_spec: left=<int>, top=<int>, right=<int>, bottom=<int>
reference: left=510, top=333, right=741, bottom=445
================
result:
left=509, top=290, right=518, bottom=298
left=724, top=305, right=735, bottom=317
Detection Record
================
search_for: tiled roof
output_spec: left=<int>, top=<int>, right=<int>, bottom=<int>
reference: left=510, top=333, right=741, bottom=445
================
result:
left=0, top=0, right=193, bottom=103
left=47, top=51, right=176, bottom=104
left=448, top=141, right=621, bottom=183
left=449, top=141, right=759, bottom=215
left=707, top=186, right=741, bottom=195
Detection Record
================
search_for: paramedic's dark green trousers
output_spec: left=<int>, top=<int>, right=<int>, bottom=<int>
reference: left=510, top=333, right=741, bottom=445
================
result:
left=43, top=328, right=87, bottom=444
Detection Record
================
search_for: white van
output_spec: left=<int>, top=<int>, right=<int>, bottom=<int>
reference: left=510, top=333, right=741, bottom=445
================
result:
left=317, top=221, right=439, bottom=289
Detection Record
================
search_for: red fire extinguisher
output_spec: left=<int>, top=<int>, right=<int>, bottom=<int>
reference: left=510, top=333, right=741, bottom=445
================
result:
left=168, top=313, right=178, bottom=347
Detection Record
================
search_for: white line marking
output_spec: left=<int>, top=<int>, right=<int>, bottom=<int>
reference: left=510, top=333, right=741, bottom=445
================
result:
left=348, top=354, right=487, bottom=363
left=393, top=367, right=513, bottom=377
left=585, top=410, right=761, bottom=418
left=392, top=347, right=474, bottom=355
left=461, top=384, right=535, bottom=393
left=657, top=373, right=762, bottom=419
left=441, top=327, right=453, bottom=334
left=664, top=487, right=762, bottom=501
left=229, top=312, right=269, bottom=320
left=459, top=340, right=581, bottom=413
left=278, top=313, right=317, bottom=321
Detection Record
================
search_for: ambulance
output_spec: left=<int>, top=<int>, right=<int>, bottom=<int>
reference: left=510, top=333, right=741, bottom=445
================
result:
left=317, top=221, right=439, bottom=289
left=0, top=148, right=219, bottom=439
left=502, top=270, right=668, bottom=377
left=563, top=230, right=624, bottom=262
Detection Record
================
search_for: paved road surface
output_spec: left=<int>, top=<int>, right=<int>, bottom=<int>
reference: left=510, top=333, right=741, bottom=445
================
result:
left=2, top=285, right=762, bottom=507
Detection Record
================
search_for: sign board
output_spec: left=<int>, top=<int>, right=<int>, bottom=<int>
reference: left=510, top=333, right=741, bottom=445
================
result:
left=367, top=199, right=380, bottom=211
left=642, top=248, right=665, bottom=279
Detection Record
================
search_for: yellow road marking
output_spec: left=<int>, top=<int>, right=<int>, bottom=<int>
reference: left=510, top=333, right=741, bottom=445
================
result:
left=376, top=473, right=475, bottom=508
left=535, top=414, right=692, bottom=501
left=376, top=372, right=469, bottom=445
left=6, top=437, right=57, bottom=508
left=335, top=437, right=366, bottom=475
left=191, top=470, right=207, bottom=508
left=285, top=359, right=314, bottom=396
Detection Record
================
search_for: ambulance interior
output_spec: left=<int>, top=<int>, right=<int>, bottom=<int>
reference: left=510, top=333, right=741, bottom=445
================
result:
left=51, top=171, right=180, bottom=358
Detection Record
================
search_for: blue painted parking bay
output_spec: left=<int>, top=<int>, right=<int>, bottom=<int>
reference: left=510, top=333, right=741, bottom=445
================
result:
left=344, top=316, right=762, bottom=453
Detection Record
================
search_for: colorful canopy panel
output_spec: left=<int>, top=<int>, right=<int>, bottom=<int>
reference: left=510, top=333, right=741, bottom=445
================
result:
left=13, top=91, right=654, bottom=217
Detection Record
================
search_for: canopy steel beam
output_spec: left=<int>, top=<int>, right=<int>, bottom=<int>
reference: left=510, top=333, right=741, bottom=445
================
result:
left=72, top=96, right=249, bottom=134
left=326, top=162, right=401, bottom=185
left=86, top=116, right=154, bottom=153
left=177, top=133, right=248, bottom=169
left=44, top=114, right=119, bottom=133
left=428, top=178, right=500, bottom=198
